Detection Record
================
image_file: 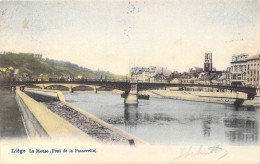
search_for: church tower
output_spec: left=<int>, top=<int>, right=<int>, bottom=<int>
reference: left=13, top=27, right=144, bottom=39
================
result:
left=204, top=53, right=212, bottom=72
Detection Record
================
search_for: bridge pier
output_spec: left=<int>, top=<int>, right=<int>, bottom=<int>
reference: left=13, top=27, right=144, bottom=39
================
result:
left=124, top=84, right=138, bottom=106
left=124, top=91, right=138, bottom=106
left=69, top=86, right=74, bottom=93
left=42, top=84, right=46, bottom=89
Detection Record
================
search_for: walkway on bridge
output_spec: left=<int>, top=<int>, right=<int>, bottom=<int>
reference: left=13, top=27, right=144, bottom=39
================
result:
left=0, top=88, right=27, bottom=139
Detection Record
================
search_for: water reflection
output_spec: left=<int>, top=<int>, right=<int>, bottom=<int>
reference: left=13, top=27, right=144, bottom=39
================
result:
left=122, top=102, right=260, bottom=145
left=202, top=117, right=212, bottom=137
left=64, top=93, right=260, bottom=145
left=224, top=118, right=258, bottom=144
left=124, top=106, right=138, bottom=128
left=234, top=106, right=256, bottom=112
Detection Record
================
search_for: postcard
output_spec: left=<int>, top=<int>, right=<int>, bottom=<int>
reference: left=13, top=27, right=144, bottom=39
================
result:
left=0, top=0, right=260, bottom=163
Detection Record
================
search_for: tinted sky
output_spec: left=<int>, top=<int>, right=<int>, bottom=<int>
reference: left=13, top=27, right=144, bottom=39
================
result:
left=0, top=0, right=259, bottom=75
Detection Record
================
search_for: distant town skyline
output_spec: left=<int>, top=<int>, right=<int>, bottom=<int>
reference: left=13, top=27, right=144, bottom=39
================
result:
left=0, top=1, right=259, bottom=75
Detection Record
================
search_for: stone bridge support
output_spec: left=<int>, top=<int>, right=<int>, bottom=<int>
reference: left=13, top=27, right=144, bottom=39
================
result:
left=69, top=86, right=74, bottom=93
left=124, top=84, right=138, bottom=106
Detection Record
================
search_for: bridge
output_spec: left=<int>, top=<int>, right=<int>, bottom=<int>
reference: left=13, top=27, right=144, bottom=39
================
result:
left=10, top=80, right=257, bottom=105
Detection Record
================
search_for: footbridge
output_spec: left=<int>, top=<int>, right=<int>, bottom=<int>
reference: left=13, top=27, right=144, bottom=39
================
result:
left=32, top=83, right=102, bottom=93
left=12, top=80, right=257, bottom=105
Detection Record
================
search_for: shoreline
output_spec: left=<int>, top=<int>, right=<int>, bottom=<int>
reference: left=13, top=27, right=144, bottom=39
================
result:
left=21, top=89, right=148, bottom=145
left=26, top=88, right=260, bottom=107
left=144, top=90, right=260, bottom=107
left=71, top=90, right=260, bottom=107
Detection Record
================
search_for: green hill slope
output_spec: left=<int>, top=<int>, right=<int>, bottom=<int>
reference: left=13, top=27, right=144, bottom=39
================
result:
left=0, top=52, right=124, bottom=81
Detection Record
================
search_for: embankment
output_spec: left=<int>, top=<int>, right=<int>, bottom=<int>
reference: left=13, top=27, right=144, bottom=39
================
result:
left=18, top=89, right=148, bottom=145
left=141, top=90, right=260, bottom=106
left=16, top=90, right=98, bottom=143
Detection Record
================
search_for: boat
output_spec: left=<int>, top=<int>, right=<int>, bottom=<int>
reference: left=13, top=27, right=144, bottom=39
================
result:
left=121, top=93, right=150, bottom=100
left=138, top=94, right=150, bottom=100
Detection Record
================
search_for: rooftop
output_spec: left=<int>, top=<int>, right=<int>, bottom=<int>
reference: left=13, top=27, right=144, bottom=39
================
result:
left=247, top=54, right=260, bottom=61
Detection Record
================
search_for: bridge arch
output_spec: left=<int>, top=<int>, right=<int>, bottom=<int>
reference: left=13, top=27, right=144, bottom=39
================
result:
left=25, top=84, right=43, bottom=89
left=72, top=85, right=95, bottom=91
left=45, top=85, right=70, bottom=91
left=25, top=83, right=102, bottom=92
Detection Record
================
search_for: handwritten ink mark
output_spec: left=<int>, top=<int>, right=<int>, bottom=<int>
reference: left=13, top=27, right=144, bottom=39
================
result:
left=174, top=145, right=229, bottom=162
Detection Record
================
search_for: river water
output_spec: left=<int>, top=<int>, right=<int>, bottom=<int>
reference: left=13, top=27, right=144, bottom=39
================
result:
left=63, top=92, right=260, bottom=146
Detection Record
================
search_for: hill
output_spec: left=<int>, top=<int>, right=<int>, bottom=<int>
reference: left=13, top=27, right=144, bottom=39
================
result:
left=0, top=52, right=124, bottom=81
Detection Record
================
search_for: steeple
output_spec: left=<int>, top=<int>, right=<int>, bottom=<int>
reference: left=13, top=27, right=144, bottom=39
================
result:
left=204, top=53, right=212, bottom=72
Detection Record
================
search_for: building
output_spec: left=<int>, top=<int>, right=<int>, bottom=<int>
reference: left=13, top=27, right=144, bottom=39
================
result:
left=188, top=67, right=203, bottom=73
left=246, top=54, right=260, bottom=86
left=130, top=67, right=146, bottom=81
left=230, top=54, right=248, bottom=86
left=225, top=67, right=231, bottom=85
left=212, top=73, right=229, bottom=86
left=204, top=53, right=213, bottom=72
left=129, top=66, right=172, bottom=82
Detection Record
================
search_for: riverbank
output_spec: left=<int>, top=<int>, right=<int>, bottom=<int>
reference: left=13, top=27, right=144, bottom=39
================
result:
left=141, top=90, right=260, bottom=106
left=23, top=90, right=147, bottom=145
left=67, top=89, right=260, bottom=106
left=0, top=88, right=27, bottom=139
left=24, top=91, right=130, bottom=144
left=26, top=88, right=260, bottom=106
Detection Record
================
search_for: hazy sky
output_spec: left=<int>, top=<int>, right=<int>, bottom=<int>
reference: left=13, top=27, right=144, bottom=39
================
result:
left=0, top=0, right=260, bottom=75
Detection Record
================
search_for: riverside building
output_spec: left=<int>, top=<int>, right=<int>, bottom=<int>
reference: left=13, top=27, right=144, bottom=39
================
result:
left=129, top=66, right=172, bottom=82
left=246, top=54, right=260, bottom=87
left=230, top=54, right=248, bottom=86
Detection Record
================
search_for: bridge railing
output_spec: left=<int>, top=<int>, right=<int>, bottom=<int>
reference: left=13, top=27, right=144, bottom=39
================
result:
left=12, top=79, right=257, bottom=88
left=10, top=79, right=257, bottom=95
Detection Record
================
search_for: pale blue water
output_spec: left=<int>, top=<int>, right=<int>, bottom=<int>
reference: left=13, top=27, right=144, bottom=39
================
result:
left=63, top=92, right=260, bottom=145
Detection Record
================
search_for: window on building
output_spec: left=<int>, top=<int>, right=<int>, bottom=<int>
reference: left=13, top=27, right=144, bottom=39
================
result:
left=233, top=74, right=237, bottom=80
left=238, top=74, right=241, bottom=80
left=234, top=66, right=238, bottom=72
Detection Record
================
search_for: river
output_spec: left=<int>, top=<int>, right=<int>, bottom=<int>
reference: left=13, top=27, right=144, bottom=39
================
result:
left=63, top=92, right=260, bottom=146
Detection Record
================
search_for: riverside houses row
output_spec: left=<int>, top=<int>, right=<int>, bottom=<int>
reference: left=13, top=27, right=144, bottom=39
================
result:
left=230, top=54, right=260, bottom=87
left=129, top=54, right=260, bottom=90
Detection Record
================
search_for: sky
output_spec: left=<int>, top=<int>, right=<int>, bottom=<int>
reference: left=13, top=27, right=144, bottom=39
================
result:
left=0, top=0, right=260, bottom=75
